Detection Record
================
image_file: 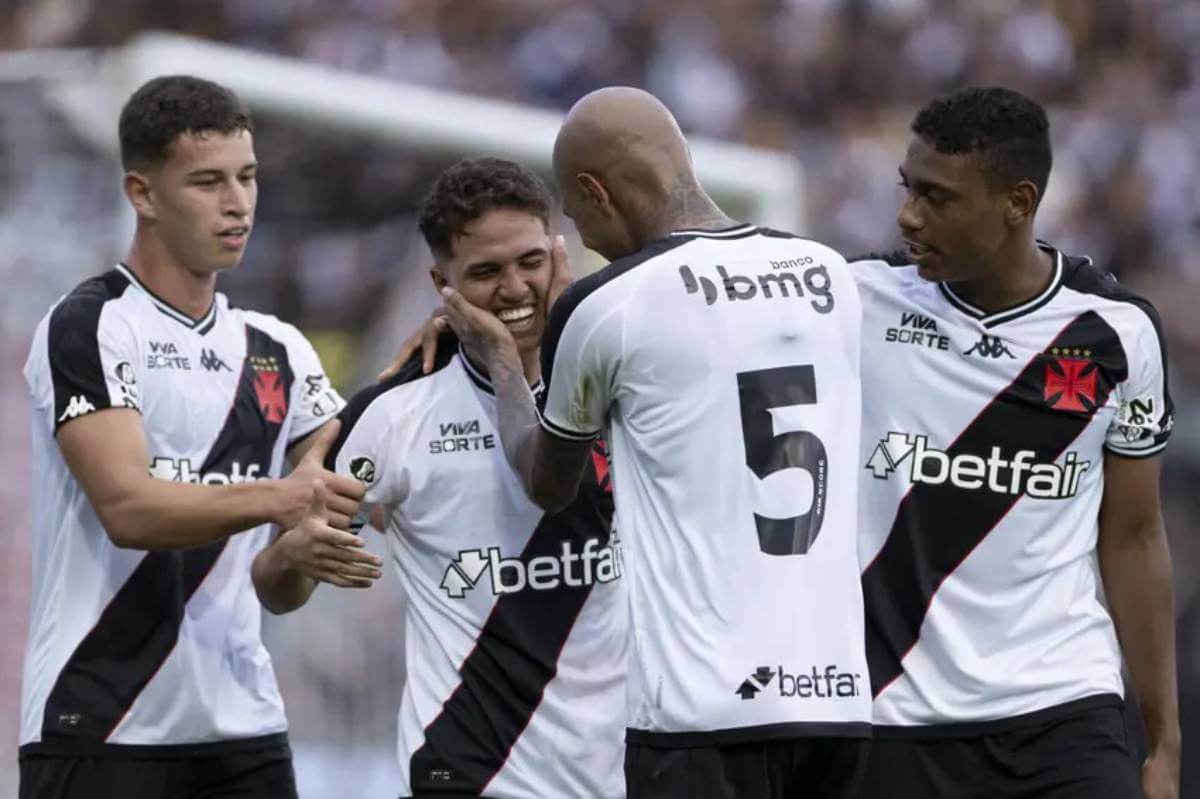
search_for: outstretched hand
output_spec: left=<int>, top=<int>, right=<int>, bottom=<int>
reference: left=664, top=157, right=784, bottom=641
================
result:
left=275, top=480, right=383, bottom=589
left=280, top=420, right=364, bottom=530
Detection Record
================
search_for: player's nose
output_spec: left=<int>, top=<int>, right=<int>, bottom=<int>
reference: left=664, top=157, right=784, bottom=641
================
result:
left=896, top=195, right=922, bottom=235
left=222, top=179, right=252, bottom=218
left=496, top=266, right=531, bottom=301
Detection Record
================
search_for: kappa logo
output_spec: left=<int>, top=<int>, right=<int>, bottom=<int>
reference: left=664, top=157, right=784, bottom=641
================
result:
left=57, top=395, right=96, bottom=421
left=349, top=456, right=376, bottom=483
left=1043, top=348, right=1098, bottom=412
left=200, top=348, right=232, bottom=372
left=678, top=260, right=835, bottom=314
left=964, top=334, right=1015, bottom=359
left=440, top=536, right=623, bottom=598
left=866, top=431, right=1090, bottom=500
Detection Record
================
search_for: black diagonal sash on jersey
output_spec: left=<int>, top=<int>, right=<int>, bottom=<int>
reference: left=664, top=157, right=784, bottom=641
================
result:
left=409, top=443, right=614, bottom=795
left=42, top=325, right=294, bottom=742
left=862, top=311, right=1128, bottom=698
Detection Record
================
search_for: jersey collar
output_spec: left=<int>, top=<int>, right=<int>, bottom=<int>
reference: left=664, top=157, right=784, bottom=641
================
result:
left=458, top=343, right=545, bottom=398
left=669, top=223, right=758, bottom=240
left=116, top=263, right=219, bottom=335
left=937, top=244, right=1063, bottom=329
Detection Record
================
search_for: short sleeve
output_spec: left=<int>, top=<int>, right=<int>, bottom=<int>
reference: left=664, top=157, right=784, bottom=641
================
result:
left=286, top=331, right=346, bottom=446
left=1105, top=308, right=1173, bottom=458
left=45, top=294, right=141, bottom=433
left=537, top=283, right=621, bottom=442
left=325, top=384, right=406, bottom=508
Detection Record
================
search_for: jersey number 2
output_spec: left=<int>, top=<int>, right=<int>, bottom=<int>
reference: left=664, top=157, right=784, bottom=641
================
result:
left=737, top=365, right=828, bottom=556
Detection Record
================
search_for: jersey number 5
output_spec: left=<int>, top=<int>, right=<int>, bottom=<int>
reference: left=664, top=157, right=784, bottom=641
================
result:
left=737, top=365, right=828, bottom=556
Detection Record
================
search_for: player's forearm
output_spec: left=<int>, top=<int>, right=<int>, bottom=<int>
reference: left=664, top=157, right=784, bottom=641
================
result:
left=483, top=342, right=558, bottom=506
left=252, top=540, right=318, bottom=615
left=1099, top=520, right=1181, bottom=752
left=98, top=477, right=288, bottom=550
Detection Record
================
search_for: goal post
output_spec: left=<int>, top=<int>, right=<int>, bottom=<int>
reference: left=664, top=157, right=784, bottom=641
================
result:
left=44, top=31, right=805, bottom=232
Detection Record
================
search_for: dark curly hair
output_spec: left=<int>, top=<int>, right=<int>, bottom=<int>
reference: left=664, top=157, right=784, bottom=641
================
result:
left=119, top=75, right=253, bottom=171
left=912, top=86, right=1051, bottom=205
left=418, top=157, right=552, bottom=262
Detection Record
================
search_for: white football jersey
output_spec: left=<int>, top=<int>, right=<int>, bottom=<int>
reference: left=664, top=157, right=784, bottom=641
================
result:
left=852, top=246, right=1173, bottom=732
left=540, top=224, right=871, bottom=746
left=21, top=264, right=343, bottom=754
left=328, top=337, right=626, bottom=799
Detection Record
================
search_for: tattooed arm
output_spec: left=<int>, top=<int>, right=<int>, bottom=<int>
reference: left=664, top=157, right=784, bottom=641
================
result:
left=440, top=287, right=591, bottom=511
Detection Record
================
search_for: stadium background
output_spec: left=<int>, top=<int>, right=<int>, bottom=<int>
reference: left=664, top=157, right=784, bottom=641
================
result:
left=1, top=1, right=1198, bottom=796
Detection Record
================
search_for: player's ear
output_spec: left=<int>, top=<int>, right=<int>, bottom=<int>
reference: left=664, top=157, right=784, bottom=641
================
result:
left=577, top=173, right=610, bottom=212
left=1006, top=180, right=1039, bottom=226
left=123, top=171, right=157, bottom=221
left=429, top=265, right=448, bottom=293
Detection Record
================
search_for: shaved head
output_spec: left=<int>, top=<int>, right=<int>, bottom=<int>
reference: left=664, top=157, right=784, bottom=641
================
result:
left=553, top=87, right=731, bottom=260
left=553, top=87, right=691, bottom=193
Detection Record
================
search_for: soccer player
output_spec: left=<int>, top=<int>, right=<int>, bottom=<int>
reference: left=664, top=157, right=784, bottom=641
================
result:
left=19, top=75, right=378, bottom=799
left=441, top=88, right=871, bottom=797
left=253, top=157, right=626, bottom=798
left=853, top=87, right=1179, bottom=798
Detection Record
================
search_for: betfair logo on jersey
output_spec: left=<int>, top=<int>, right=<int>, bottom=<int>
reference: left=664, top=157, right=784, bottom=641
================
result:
left=866, top=432, right=1090, bottom=499
left=678, top=260, right=834, bottom=313
left=148, top=457, right=263, bottom=485
left=884, top=312, right=950, bottom=351
left=735, top=665, right=862, bottom=700
left=147, top=340, right=190, bottom=370
left=440, top=537, right=623, bottom=598
left=430, top=419, right=496, bottom=454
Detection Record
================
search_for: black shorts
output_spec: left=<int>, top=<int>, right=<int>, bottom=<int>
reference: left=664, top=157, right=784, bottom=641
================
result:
left=860, top=697, right=1140, bottom=799
left=625, top=737, right=869, bottom=799
left=18, top=737, right=297, bottom=799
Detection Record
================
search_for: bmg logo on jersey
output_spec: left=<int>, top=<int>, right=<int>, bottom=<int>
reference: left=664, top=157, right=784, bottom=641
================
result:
left=735, top=665, right=862, bottom=701
left=866, top=432, right=1090, bottom=499
left=440, top=536, right=622, bottom=598
left=148, top=457, right=262, bottom=485
left=678, top=260, right=834, bottom=313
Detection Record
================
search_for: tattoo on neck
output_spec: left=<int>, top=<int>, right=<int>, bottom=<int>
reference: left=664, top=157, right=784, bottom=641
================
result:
left=648, top=171, right=735, bottom=238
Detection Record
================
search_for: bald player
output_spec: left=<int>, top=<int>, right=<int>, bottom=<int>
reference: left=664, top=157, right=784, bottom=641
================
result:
left=441, top=87, right=872, bottom=798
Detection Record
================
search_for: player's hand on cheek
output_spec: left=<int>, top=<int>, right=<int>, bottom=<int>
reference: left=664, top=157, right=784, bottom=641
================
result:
left=279, top=420, right=366, bottom=530
left=278, top=481, right=382, bottom=589
left=440, top=286, right=517, bottom=358
left=378, top=308, right=449, bottom=381
left=546, top=234, right=574, bottom=315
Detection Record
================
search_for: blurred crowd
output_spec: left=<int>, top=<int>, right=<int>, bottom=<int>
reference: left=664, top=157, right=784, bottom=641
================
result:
left=2, top=0, right=1199, bottom=795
